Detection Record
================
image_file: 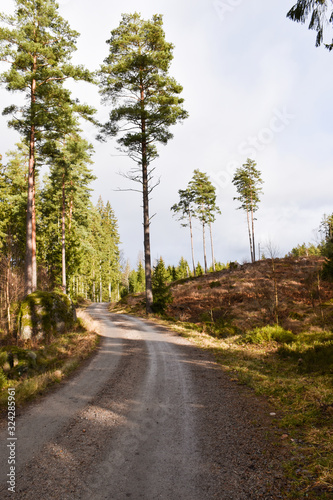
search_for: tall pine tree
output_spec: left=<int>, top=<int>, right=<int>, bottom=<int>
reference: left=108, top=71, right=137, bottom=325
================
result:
left=0, top=0, right=95, bottom=295
left=40, top=133, right=95, bottom=293
left=171, top=189, right=197, bottom=276
left=0, top=145, right=28, bottom=331
left=189, top=170, right=221, bottom=273
left=0, top=143, right=28, bottom=268
left=232, top=159, right=263, bottom=263
left=95, top=198, right=121, bottom=302
left=98, top=13, right=188, bottom=313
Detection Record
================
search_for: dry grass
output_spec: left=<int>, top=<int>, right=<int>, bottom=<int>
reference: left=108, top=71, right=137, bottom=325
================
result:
left=166, top=257, right=333, bottom=334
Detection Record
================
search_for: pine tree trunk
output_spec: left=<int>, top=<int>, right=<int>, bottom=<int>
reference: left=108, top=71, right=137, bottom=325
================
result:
left=251, top=210, right=256, bottom=262
left=25, top=69, right=37, bottom=296
left=189, top=212, right=196, bottom=276
left=142, top=155, right=153, bottom=312
left=25, top=125, right=36, bottom=295
left=246, top=206, right=254, bottom=263
left=140, top=85, right=153, bottom=313
left=202, top=221, right=208, bottom=273
left=61, top=172, right=66, bottom=294
left=32, top=173, right=37, bottom=291
left=69, top=181, right=73, bottom=231
left=100, top=263, right=102, bottom=302
left=250, top=192, right=256, bottom=262
left=272, top=258, right=278, bottom=324
left=209, top=221, right=216, bottom=272
left=5, top=257, right=11, bottom=333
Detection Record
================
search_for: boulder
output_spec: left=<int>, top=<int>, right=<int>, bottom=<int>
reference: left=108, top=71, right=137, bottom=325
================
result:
left=18, top=291, right=76, bottom=341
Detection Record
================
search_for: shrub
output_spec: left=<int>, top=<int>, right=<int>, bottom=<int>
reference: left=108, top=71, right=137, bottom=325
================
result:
left=288, top=311, right=304, bottom=321
left=0, top=351, right=8, bottom=368
left=286, top=242, right=321, bottom=258
left=214, top=262, right=227, bottom=271
left=152, top=258, right=173, bottom=313
left=212, top=322, right=241, bottom=339
left=209, top=281, right=221, bottom=289
left=200, top=312, right=241, bottom=339
left=228, top=261, right=239, bottom=270
left=0, top=368, right=7, bottom=390
left=196, top=262, right=204, bottom=276
left=242, top=325, right=295, bottom=344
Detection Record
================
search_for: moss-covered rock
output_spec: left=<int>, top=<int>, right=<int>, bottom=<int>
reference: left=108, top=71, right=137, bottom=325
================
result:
left=17, top=291, right=76, bottom=341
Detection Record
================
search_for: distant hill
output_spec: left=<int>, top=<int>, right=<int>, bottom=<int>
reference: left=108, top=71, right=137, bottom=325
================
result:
left=121, top=256, right=333, bottom=336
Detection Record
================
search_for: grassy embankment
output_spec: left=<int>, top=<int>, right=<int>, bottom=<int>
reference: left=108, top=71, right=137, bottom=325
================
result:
left=0, top=307, right=100, bottom=416
left=114, top=256, right=333, bottom=499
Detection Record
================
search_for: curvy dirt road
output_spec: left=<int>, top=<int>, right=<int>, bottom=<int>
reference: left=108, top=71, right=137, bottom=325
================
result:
left=0, top=304, right=286, bottom=499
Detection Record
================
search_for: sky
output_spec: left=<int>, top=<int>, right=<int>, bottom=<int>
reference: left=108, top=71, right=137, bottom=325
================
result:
left=0, top=0, right=332, bottom=269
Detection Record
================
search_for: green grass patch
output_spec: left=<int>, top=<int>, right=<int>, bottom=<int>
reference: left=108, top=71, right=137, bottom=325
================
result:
left=277, top=331, right=333, bottom=374
left=242, top=324, right=296, bottom=345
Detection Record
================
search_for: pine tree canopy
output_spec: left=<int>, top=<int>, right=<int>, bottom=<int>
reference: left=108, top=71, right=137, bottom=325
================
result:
left=188, top=170, right=221, bottom=225
left=99, top=12, right=187, bottom=313
left=171, top=188, right=196, bottom=228
left=0, top=0, right=95, bottom=149
left=232, top=159, right=263, bottom=213
left=0, top=144, right=28, bottom=261
left=98, top=12, right=188, bottom=169
left=39, top=132, right=96, bottom=285
left=287, top=0, right=333, bottom=50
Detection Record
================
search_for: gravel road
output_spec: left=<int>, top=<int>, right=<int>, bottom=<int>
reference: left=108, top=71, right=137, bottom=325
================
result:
left=0, top=303, right=287, bottom=499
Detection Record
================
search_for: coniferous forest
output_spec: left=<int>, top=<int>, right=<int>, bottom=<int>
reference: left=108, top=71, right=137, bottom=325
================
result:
left=0, top=0, right=333, bottom=330
left=0, top=2, right=333, bottom=498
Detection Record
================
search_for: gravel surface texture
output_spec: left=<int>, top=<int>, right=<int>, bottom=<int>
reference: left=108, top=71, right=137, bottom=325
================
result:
left=0, top=303, right=289, bottom=499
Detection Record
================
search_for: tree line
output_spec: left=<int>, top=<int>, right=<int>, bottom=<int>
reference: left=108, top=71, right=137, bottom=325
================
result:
left=123, top=255, right=226, bottom=296
left=0, top=140, right=121, bottom=332
left=0, top=0, right=331, bottom=323
left=0, top=1, right=261, bottom=324
left=171, top=159, right=263, bottom=273
left=0, top=4, right=188, bottom=315
left=287, top=213, right=333, bottom=279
